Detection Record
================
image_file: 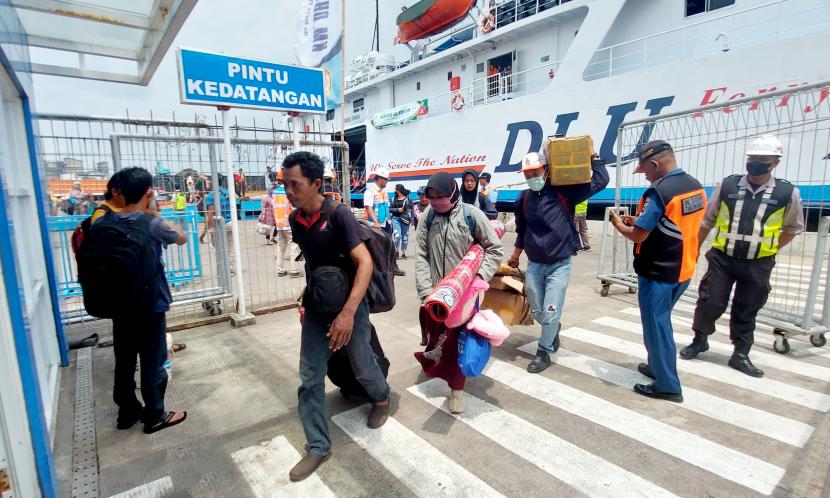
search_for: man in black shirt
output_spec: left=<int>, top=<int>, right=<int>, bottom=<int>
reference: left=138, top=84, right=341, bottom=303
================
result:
left=283, top=151, right=390, bottom=482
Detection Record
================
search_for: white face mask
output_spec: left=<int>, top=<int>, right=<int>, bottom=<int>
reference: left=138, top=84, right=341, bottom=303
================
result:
left=526, top=176, right=546, bottom=192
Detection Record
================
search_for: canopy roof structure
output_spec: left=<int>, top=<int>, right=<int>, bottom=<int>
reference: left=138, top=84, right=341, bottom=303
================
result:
left=9, top=0, right=197, bottom=85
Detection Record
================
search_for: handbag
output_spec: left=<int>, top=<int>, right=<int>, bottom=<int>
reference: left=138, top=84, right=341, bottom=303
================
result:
left=457, top=325, right=491, bottom=377
left=255, top=214, right=271, bottom=235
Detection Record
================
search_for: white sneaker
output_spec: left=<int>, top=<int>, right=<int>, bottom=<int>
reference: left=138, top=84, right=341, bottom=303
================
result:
left=448, top=390, right=464, bottom=414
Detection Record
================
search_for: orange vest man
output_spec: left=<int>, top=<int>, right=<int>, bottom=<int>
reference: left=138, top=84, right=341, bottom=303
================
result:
left=273, top=173, right=300, bottom=277
left=609, top=140, right=706, bottom=403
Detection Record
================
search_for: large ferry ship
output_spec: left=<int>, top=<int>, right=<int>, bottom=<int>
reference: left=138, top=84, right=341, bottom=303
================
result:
left=336, top=0, right=830, bottom=206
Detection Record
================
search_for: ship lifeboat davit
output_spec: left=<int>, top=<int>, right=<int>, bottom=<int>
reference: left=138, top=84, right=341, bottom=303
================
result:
left=396, top=0, right=476, bottom=44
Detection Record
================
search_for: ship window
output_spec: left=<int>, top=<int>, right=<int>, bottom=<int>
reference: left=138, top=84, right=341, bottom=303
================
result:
left=686, top=0, right=734, bottom=16
left=447, top=71, right=453, bottom=80
left=476, top=62, right=485, bottom=73
left=353, top=98, right=365, bottom=113
left=417, top=82, right=421, bottom=91
left=326, top=109, right=335, bottom=121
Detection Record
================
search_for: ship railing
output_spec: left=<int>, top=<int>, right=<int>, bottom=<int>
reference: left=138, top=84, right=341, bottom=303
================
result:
left=490, top=0, right=567, bottom=30
left=469, top=60, right=560, bottom=106
left=584, top=0, right=830, bottom=81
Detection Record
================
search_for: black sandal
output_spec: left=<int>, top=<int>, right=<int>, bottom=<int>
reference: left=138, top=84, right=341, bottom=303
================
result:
left=143, top=411, right=187, bottom=434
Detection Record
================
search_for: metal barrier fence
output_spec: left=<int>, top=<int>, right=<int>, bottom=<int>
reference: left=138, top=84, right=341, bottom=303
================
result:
left=35, top=113, right=349, bottom=331
left=597, top=81, right=830, bottom=350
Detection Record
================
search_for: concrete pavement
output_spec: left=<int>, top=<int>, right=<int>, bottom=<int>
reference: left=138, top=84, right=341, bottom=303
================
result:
left=53, top=230, right=830, bottom=497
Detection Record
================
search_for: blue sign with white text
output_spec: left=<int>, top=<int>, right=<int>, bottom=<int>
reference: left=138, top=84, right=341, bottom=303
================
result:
left=177, top=48, right=327, bottom=113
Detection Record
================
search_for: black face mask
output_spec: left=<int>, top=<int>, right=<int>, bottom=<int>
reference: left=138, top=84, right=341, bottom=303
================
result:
left=746, top=161, right=772, bottom=176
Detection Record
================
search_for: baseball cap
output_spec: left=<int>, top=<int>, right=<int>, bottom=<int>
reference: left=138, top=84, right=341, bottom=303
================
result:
left=520, top=152, right=545, bottom=172
left=634, top=140, right=673, bottom=173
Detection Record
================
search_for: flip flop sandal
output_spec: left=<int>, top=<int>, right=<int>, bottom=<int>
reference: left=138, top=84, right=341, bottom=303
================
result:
left=143, top=411, right=187, bottom=434
left=172, top=343, right=187, bottom=353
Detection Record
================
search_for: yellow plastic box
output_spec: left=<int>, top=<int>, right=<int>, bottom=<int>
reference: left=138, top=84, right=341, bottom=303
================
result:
left=546, top=135, right=593, bottom=186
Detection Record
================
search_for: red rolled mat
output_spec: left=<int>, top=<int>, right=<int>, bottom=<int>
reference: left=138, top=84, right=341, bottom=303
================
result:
left=424, top=220, right=506, bottom=322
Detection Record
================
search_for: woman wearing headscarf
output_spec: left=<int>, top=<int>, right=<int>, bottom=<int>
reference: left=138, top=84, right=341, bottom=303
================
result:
left=414, top=172, right=503, bottom=413
left=390, top=184, right=413, bottom=259
left=461, top=169, right=498, bottom=220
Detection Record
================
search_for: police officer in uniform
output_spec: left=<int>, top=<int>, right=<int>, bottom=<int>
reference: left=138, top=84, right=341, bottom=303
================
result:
left=610, top=141, right=707, bottom=402
left=680, top=134, right=805, bottom=377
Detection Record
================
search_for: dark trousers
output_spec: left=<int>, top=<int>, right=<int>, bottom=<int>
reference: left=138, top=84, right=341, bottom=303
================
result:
left=112, top=312, right=168, bottom=425
left=692, top=249, right=774, bottom=354
left=298, top=300, right=390, bottom=455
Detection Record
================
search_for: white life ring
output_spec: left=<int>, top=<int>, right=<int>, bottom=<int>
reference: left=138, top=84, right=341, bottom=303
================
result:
left=479, top=12, right=495, bottom=34
left=451, top=92, right=465, bottom=111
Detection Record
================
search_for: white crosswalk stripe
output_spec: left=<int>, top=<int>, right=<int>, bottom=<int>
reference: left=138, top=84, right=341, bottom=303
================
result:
left=559, top=327, right=830, bottom=411
left=407, top=379, right=679, bottom=498
left=331, top=405, right=504, bottom=497
left=516, top=342, right=814, bottom=447
left=597, top=315, right=830, bottom=382
left=481, top=359, right=786, bottom=494
left=231, top=435, right=336, bottom=498
left=107, top=477, right=174, bottom=498
left=670, top=302, right=830, bottom=356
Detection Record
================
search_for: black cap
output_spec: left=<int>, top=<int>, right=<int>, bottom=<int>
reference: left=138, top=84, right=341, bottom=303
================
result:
left=480, top=172, right=492, bottom=182
left=637, top=140, right=672, bottom=162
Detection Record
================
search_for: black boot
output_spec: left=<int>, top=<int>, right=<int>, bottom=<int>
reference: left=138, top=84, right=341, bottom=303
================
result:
left=729, top=352, right=764, bottom=377
left=679, top=333, right=709, bottom=360
left=527, top=349, right=551, bottom=373
left=393, top=264, right=405, bottom=277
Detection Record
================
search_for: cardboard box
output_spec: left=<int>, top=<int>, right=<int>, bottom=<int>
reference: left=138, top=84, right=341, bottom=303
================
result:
left=481, top=288, right=534, bottom=326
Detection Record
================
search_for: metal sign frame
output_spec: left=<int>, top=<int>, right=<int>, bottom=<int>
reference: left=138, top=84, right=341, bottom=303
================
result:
left=176, top=47, right=328, bottom=114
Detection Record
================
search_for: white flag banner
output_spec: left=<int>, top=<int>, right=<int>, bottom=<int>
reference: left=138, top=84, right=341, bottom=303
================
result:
left=296, top=0, right=343, bottom=109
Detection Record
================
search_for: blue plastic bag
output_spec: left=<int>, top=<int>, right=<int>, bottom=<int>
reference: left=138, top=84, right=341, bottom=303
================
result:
left=458, top=325, right=491, bottom=377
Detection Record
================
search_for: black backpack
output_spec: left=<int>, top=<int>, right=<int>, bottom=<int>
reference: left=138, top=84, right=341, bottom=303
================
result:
left=71, top=204, right=112, bottom=257
left=77, top=212, right=163, bottom=318
left=322, top=200, right=396, bottom=313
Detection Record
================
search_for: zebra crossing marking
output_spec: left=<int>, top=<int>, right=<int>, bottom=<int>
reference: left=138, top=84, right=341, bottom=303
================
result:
left=559, top=327, right=830, bottom=411
left=107, top=477, right=173, bottom=498
left=332, top=405, right=504, bottom=497
left=231, top=435, right=336, bottom=498
left=482, top=359, right=785, bottom=495
left=516, top=342, right=814, bottom=447
left=597, top=315, right=830, bottom=382
left=670, top=302, right=830, bottom=356
left=408, top=379, right=679, bottom=498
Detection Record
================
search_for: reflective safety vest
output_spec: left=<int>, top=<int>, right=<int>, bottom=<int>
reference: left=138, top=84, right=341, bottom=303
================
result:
left=575, top=199, right=588, bottom=215
left=272, top=187, right=291, bottom=228
left=174, top=193, right=186, bottom=210
left=634, top=171, right=707, bottom=283
left=710, top=174, right=794, bottom=259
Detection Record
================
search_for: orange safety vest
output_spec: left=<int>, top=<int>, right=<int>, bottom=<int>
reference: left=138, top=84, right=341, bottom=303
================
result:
left=272, top=188, right=291, bottom=228
left=634, top=171, right=706, bottom=283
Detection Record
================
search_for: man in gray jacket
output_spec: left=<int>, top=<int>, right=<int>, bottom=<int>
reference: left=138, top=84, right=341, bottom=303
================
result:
left=414, top=172, right=503, bottom=413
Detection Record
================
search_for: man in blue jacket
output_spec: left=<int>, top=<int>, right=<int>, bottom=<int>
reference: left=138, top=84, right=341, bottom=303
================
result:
left=507, top=149, right=609, bottom=373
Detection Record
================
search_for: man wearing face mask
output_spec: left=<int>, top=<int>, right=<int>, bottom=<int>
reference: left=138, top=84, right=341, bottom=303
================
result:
left=609, top=141, right=706, bottom=402
left=680, top=134, right=804, bottom=377
left=508, top=148, right=609, bottom=374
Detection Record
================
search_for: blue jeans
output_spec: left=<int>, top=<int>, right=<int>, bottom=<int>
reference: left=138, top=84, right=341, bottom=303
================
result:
left=298, top=299, right=390, bottom=455
left=525, top=258, right=572, bottom=353
left=638, top=276, right=689, bottom=394
left=391, top=217, right=409, bottom=253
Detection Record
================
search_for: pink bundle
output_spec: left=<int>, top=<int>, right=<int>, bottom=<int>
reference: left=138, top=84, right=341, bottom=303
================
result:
left=424, top=220, right=506, bottom=323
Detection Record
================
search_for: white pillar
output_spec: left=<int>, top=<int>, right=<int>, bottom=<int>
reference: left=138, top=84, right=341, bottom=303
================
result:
left=221, top=108, right=249, bottom=318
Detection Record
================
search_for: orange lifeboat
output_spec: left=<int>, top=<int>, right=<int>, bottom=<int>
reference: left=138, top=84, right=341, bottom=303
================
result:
left=395, top=0, right=476, bottom=44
